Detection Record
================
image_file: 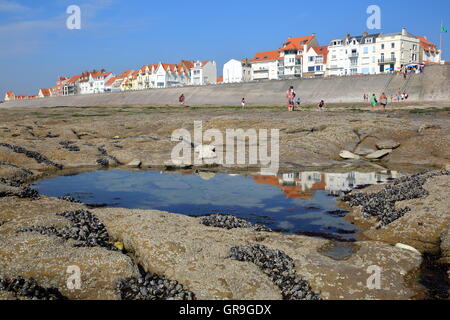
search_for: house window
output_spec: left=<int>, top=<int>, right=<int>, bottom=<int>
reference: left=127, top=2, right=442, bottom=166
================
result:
left=391, top=43, right=395, bottom=48
left=364, top=47, right=369, bottom=54
left=308, top=66, right=315, bottom=72
left=309, top=56, right=314, bottom=62
left=381, top=44, right=385, bottom=50
left=315, top=66, right=322, bottom=71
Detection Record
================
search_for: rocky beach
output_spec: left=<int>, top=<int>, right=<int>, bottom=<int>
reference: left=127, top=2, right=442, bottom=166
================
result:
left=0, top=103, right=449, bottom=300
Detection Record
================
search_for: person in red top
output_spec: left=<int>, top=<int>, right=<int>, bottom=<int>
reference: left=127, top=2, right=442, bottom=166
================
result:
left=179, top=94, right=185, bottom=106
left=286, top=86, right=296, bottom=112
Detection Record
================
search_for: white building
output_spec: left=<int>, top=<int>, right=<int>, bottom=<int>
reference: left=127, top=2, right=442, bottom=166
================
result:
left=223, top=59, right=252, bottom=83
left=154, top=63, right=190, bottom=88
left=4, top=91, right=15, bottom=101
left=249, top=50, right=281, bottom=80
left=190, top=60, right=217, bottom=86
left=303, top=46, right=329, bottom=77
left=327, top=32, right=381, bottom=76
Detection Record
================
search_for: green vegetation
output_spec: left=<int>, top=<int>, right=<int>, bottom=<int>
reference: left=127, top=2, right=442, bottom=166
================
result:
left=71, top=113, right=112, bottom=118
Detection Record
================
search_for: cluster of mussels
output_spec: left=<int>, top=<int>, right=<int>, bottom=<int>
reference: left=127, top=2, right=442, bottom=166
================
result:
left=230, top=244, right=321, bottom=300
left=59, top=141, right=80, bottom=152
left=118, top=271, right=195, bottom=300
left=17, top=209, right=117, bottom=250
left=341, top=170, right=449, bottom=228
left=201, top=214, right=272, bottom=232
left=0, top=143, right=63, bottom=169
left=0, top=277, right=67, bottom=300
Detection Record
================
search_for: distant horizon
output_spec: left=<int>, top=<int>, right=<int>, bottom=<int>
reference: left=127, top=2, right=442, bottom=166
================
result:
left=1, top=0, right=449, bottom=95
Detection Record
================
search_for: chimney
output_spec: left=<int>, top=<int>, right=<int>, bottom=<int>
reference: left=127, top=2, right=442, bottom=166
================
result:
left=363, top=31, right=369, bottom=37
left=346, top=33, right=350, bottom=39
left=402, top=27, right=407, bottom=36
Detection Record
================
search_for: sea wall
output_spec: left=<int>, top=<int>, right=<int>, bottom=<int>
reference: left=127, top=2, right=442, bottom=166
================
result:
left=2, top=65, right=449, bottom=108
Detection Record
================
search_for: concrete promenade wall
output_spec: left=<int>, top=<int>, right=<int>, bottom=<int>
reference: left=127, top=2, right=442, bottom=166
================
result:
left=2, top=65, right=449, bottom=109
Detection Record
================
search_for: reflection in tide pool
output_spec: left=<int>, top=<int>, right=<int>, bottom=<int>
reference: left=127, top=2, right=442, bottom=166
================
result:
left=32, top=170, right=400, bottom=241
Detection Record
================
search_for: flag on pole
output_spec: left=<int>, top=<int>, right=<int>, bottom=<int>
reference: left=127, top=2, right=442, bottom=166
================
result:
left=442, top=25, right=448, bottom=33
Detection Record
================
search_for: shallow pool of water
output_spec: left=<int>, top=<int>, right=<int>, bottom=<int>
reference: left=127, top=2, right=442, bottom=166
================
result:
left=32, top=169, right=401, bottom=241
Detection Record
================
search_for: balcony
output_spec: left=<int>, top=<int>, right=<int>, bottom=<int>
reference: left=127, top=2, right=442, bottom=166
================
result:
left=378, top=57, right=396, bottom=64
left=348, top=52, right=359, bottom=58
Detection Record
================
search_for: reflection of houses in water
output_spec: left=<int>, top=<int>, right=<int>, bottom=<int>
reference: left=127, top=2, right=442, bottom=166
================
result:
left=251, top=171, right=400, bottom=199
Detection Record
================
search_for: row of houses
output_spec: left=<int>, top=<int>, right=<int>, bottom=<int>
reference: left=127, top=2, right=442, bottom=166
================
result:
left=3, top=27, right=444, bottom=100
left=223, top=28, right=443, bottom=83
left=4, top=60, right=217, bottom=100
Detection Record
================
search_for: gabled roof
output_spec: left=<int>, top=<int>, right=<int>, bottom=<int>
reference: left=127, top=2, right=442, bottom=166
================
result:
left=309, top=46, right=329, bottom=64
left=39, top=88, right=51, bottom=97
left=91, top=72, right=111, bottom=79
left=250, top=50, right=280, bottom=63
left=6, top=91, right=14, bottom=96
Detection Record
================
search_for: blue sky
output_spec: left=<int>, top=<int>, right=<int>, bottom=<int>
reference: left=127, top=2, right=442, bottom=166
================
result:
left=1, top=0, right=449, bottom=95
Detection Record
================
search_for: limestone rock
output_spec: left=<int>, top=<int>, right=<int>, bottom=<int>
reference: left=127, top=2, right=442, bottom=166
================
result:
left=395, top=243, right=421, bottom=255
left=366, top=149, right=392, bottom=159
left=127, top=159, right=141, bottom=168
left=418, top=124, right=441, bottom=133
left=376, top=140, right=400, bottom=150
left=354, top=147, right=376, bottom=156
left=339, top=150, right=360, bottom=160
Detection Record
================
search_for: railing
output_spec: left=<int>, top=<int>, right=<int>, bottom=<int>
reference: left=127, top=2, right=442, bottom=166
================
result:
left=348, top=52, right=359, bottom=58
left=378, top=57, right=396, bottom=64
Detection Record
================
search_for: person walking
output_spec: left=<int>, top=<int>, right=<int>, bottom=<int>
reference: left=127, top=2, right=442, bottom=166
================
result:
left=179, top=94, right=185, bottom=106
left=370, top=93, right=378, bottom=111
left=379, top=92, right=388, bottom=112
left=318, top=100, right=326, bottom=112
left=241, top=98, right=246, bottom=108
left=286, top=86, right=296, bottom=112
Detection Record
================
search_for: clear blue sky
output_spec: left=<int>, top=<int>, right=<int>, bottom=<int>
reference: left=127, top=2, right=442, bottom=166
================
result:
left=1, top=0, right=449, bottom=95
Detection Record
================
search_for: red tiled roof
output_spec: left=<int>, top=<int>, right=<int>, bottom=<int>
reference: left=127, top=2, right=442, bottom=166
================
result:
left=280, top=35, right=315, bottom=51
left=119, top=70, right=134, bottom=77
left=67, top=74, right=82, bottom=83
left=416, top=36, right=437, bottom=52
left=105, top=76, right=118, bottom=86
left=250, top=50, right=281, bottom=63
left=309, top=46, right=329, bottom=64
left=39, top=88, right=51, bottom=97
left=6, top=91, right=14, bottom=96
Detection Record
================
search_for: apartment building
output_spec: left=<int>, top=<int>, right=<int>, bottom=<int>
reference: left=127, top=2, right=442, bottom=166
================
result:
left=278, top=35, right=318, bottom=79
left=327, top=32, right=380, bottom=76
left=376, top=28, right=420, bottom=73
left=249, top=34, right=318, bottom=80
